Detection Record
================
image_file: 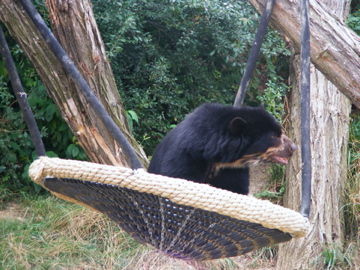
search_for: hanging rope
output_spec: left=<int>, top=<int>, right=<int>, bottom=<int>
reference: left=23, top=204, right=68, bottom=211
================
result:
left=299, top=0, right=312, bottom=218
left=18, top=0, right=142, bottom=170
left=233, top=0, right=276, bottom=107
left=0, top=26, right=46, bottom=157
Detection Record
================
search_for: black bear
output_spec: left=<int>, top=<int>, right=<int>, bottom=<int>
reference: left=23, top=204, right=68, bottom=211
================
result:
left=148, top=103, right=296, bottom=195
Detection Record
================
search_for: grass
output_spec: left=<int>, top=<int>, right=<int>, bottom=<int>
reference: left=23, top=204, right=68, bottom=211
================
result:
left=0, top=194, right=283, bottom=270
left=336, top=113, right=360, bottom=270
left=0, top=195, right=147, bottom=269
left=344, top=114, right=360, bottom=240
left=321, top=243, right=359, bottom=270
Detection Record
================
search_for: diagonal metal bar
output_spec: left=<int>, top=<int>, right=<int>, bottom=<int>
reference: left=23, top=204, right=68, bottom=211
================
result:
left=18, top=0, right=142, bottom=169
left=0, top=25, right=46, bottom=157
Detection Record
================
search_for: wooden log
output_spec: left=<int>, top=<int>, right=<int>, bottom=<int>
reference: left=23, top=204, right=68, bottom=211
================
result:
left=0, top=0, right=148, bottom=167
left=249, top=0, right=360, bottom=108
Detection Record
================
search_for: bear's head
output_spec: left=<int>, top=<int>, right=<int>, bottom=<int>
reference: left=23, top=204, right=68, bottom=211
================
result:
left=196, top=104, right=297, bottom=171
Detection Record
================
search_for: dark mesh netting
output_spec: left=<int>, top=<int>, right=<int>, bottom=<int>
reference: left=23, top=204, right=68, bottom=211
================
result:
left=44, top=178, right=291, bottom=260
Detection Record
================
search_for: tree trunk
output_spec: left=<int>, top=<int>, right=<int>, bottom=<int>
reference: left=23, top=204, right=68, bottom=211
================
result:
left=249, top=164, right=272, bottom=194
left=276, top=1, right=352, bottom=269
left=248, top=0, right=360, bottom=108
left=0, top=0, right=148, bottom=167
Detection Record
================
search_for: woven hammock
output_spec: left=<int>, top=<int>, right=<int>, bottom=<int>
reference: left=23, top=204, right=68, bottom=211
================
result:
left=2, top=0, right=311, bottom=262
left=29, top=157, right=308, bottom=261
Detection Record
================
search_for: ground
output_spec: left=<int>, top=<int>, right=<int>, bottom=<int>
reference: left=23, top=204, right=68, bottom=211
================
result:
left=0, top=198, right=277, bottom=270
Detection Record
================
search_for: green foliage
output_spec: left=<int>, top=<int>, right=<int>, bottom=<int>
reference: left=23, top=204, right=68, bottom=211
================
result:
left=322, top=246, right=341, bottom=269
left=0, top=37, right=86, bottom=198
left=257, top=79, right=288, bottom=121
left=126, top=109, right=139, bottom=133
left=93, top=0, right=290, bottom=153
left=348, top=114, right=360, bottom=168
left=343, top=113, right=360, bottom=241
left=253, top=164, right=286, bottom=201
left=344, top=5, right=360, bottom=244
left=254, top=189, right=284, bottom=200
left=27, top=85, right=87, bottom=161
left=321, top=244, right=355, bottom=270
left=347, top=11, right=360, bottom=34
left=2, top=0, right=291, bottom=193
left=0, top=78, right=34, bottom=192
left=347, top=2, right=360, bottom=35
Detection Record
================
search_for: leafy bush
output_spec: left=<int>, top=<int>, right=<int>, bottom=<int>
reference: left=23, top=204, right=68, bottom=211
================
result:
left=93, top=0, right=290, bottom=153
left=0, top=78, right=34, bottom=193
left=1, top=0, right=292, bottom=193
left=347, top=2, right=360, bottom=35
left=0, top=40, right=86, bottom=199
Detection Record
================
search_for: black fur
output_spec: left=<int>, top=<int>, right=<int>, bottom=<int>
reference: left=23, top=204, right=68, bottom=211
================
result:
left=148, top=103, right=283, bottom=194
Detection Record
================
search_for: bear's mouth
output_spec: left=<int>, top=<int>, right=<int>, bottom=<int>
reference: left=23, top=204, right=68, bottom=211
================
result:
left=263, top=134, right=297, bottom=165
left=267, top=154, right=290, bottom=165
left=212, top=134, right=297, bottom=173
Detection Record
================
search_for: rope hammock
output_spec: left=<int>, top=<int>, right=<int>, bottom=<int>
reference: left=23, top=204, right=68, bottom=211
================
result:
left=29, top=157, right=308, bottom=260
left=0, top=0, right=312, bottom=261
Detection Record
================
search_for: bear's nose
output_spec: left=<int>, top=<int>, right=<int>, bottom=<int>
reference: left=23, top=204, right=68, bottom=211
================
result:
left=280, top=134, right=297, bottom=154
left=290, top=142, right=298, bottom=152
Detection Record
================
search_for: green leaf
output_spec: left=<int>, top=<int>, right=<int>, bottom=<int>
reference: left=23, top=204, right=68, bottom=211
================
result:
left=45, top=151, right=58, bottom=158
left=45, top=104, right=58, bottom=122
left=127, top=110, right=139, bottom=124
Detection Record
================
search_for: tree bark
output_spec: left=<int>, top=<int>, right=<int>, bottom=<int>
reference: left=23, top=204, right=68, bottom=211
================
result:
left=276, top=1, right=352, bottom=269
left=249, top=164, right=272, bottom=194
left=0, top=0, right=148, bottom=167
left=248, top=0, right=360, bottom=108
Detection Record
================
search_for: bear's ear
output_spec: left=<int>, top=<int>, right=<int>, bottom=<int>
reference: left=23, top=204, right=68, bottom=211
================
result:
left=228, top=116, right=247, bottom=135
